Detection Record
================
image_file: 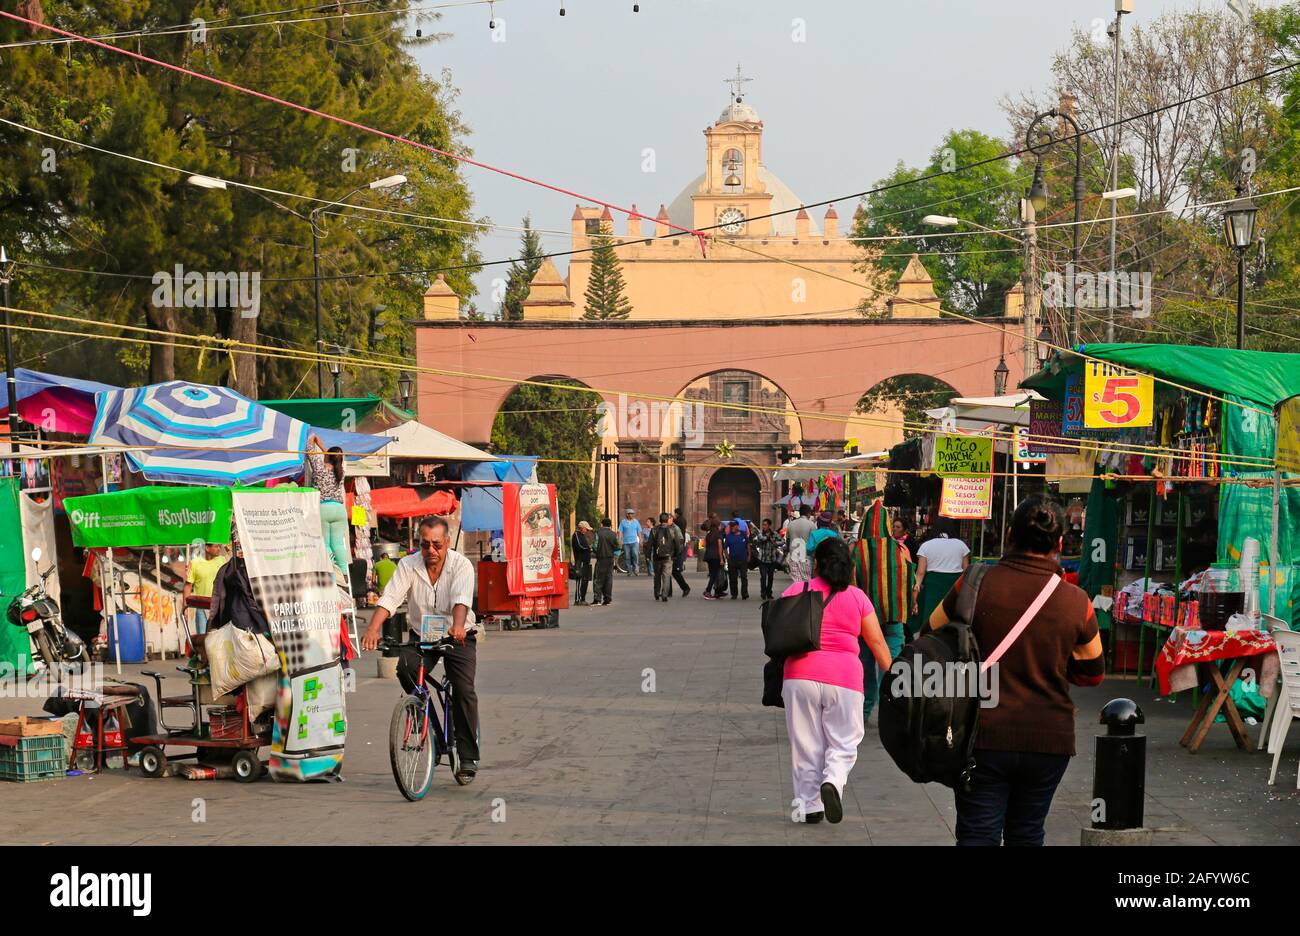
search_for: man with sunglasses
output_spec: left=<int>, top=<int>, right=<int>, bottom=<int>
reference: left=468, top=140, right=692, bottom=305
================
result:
left=362, top=516, right=480, bottom=784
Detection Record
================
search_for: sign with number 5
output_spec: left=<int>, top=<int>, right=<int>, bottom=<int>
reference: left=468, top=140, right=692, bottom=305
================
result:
left=1084, top=362, right=1154, bottom=428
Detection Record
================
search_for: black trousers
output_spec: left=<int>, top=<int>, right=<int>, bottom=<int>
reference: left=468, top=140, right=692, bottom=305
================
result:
left=396, top=635, right=479, bottom=761
left=758, top=562, right=777, bottom=599
left=574, top=559, right=592, bottom=602
left=594, top=560, right=614, bottom=603
left=705, top=557, right=722, bottom=596
left=728, top=562, right=749, bottom=598
left=671, top=554, right=690, bottom=594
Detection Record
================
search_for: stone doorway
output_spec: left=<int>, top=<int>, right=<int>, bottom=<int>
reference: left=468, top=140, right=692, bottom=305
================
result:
left=708, top=467, right=761, bottom=524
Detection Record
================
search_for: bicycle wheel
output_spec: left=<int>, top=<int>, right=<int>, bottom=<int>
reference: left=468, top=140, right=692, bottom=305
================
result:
left=388, top=695, right=435, bottom=802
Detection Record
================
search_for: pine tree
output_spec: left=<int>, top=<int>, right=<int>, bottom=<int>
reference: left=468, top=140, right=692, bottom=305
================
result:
left=582, top=228, right=634, bottom=320
left=500, top=216, right=544, bottom=321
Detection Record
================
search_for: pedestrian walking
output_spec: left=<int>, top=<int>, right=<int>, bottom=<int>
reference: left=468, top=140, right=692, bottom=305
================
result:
left=751, top=518, right=780, bottom=600
left=853, top=500, right=912, bottom=722
left=618, top=508, right=642, bottom=576
left=724, top=520, right=750, bottom=599
left=912, top=518, right=970, bottom=639
left=924, top=495, right=1104, bottom=846
left=702, top=519, right=725, bottom=600
left=806, top=511, right=840, bottom=555
left=785, top=508, right=815, bottom=584
left=571, top=521, right=593, bottom=605
left=642, top=516, right=655, bottom=574
left=781, top=536, right=892, bottom=824
left=649, top=513, right=684, bottom=602
left=593, top=517, right=619, bottom=605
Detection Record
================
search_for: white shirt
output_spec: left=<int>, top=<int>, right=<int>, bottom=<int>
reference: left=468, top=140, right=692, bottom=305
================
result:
left=917, top=535, right=970, bottom=573
left=377, top=549, right=480, bottom=635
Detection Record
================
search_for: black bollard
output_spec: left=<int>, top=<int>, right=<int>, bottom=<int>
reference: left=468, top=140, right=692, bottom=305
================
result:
left=1092, top=698, right=1146, bottom=831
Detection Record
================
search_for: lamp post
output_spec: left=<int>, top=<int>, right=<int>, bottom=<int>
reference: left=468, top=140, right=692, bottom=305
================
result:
left=187, top=172, right=406, bottom=396
left=1036, top=321, right=1053, bottom=369
left=0, top=247, right=18, bottom=444
left=329, top=345, right=343, bottom=399
left=1026, top=106, right=1087, bottom=346
left=993, top=355, right=1010, bottom=396
left=1221, top=180, right=1259, bottom=351
left=397, top=372, right=413, bottom=413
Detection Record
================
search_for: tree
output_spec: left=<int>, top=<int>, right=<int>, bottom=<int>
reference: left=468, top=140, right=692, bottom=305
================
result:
left=857, top=375, right=958, bottom=438
left=491, top=379, right=601, bottom=525
left=853, top=129, right=1027, bottom=317
left=582, top=232, right=633, bottom=320
left=499, top=216, right=544, bottom=321
left=0, top=2, right=482, bottom=398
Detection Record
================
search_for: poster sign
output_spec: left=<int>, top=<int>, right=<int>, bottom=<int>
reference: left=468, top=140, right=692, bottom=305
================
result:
left=66, top=486, right=231, bottom=549
left=939, top=475, right=994, bottom=520
left=232, top=489, right=346, bottom=781
left=1277, top=396, right=1300, bottom=474
left=1028, top=398, right=1072, bottom=454
left=1063, top=374, right=1085, bottom=434
left=1083, top=360, right=1154, bottom=429
left=502, top=483, right=559, bottom=597
left=1015, top=427, right=1047, bottom=464
left=934, top=435, right=993, bottom=477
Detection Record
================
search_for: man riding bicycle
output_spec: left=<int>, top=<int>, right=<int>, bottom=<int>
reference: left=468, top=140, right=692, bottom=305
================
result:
left=362, top=516, right=480, bottom=785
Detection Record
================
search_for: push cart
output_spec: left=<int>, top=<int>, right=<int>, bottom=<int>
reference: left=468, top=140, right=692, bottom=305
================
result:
left=128, top=663, right=269, bottom=782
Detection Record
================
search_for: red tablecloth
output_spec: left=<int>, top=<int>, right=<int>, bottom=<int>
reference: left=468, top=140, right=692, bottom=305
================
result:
left=1156, top=626, right=1277, bottom=696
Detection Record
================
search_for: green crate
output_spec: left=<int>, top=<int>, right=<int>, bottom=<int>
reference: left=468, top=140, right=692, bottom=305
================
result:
left=0, top=735, right=66, bottom=781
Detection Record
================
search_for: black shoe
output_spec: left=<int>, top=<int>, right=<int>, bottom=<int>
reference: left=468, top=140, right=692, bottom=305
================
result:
left=731, top=595, right=738, bottom=600
left=820, top=782, right=842, bottom=824
left=454, top=759, right=478, bottom=786
left=742, top=595, right=749, bottom=600
left=602, top=600, right=611, bottom=606
left=804, top=811, right=825, bottom=825
left=682, top=588, right=691, bottom=597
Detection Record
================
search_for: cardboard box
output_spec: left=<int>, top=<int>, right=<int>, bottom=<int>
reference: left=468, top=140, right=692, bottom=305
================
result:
left=0, top=716, right=65, bottom=738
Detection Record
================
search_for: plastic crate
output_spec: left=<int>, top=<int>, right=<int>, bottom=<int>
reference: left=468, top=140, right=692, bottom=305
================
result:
left=0, top=735, right=66, bottom=782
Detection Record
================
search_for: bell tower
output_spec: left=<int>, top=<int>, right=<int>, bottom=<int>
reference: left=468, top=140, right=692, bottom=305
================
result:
left=692, top=65, right=774, bottom=237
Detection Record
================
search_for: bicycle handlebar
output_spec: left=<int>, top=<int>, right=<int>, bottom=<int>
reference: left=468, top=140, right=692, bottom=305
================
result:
left=377, top=636, right=459, bottom=653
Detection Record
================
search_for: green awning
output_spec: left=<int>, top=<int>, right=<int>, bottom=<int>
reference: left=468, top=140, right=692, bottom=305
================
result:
left=1022, top=344, right=1300, bottom=409
left=261, top=396, right=383, bottom=430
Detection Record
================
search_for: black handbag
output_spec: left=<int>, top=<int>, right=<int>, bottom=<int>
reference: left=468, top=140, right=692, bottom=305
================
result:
left=760, top=581, right=823, bottom=658
left=762, top=656, right=785, bottom=707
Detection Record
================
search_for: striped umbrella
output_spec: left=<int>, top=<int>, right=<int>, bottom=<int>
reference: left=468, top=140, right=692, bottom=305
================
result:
left=89, top=381, right=310, bottom=485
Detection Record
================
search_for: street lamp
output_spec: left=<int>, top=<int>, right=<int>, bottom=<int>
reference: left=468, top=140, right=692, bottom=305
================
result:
left=1100, top=187, right=1138, bottom=341
left=1026, top=105, right=1087, bottom=346
left=329, top=345, right=343, bottom=399
left=993, top=355, right=1010, bottom=396
left=397, top=372, right=413, bottom=412
left=1222, top=180, right=1259, bottom=350
left=1035, top=321, right=1053, bottom=369
left=921, top=214, right=1021, bottom=244
left=187, top=171, right=408, bottom=396
left=0, top=246, right=17, bottom=443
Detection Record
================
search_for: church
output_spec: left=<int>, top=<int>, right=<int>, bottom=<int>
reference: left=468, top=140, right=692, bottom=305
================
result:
left=415, top=74, right=1023, bottom=527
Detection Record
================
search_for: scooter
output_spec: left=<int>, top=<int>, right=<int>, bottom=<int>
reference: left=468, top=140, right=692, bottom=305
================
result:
left=4, top=547, right=87, bottom=667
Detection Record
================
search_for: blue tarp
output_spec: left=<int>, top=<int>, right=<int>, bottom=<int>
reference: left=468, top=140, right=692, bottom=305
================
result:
left=0, top=368, right=120, bottom=408
left=460, top=456, right=538, bottom=532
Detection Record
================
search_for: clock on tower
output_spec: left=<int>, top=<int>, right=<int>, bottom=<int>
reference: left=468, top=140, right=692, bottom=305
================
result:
left=718, top=207, right=745, bottom=235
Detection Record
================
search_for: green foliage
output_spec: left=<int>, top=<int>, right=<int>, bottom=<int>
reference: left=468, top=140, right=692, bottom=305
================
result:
left=854, top=129, right=1027, bottom=317
left=857, top=374, right=958, bottom=437
left=499, top=216, right=543, bottom=321
left=582, top=236, right=633, bottom=320
left=490, top=379, right=600, bottom=526
left=0, top=2, right=481, bottom=397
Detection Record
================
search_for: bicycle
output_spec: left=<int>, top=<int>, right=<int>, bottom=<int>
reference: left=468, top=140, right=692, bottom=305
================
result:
left=379, top=636, right=472, bottom=801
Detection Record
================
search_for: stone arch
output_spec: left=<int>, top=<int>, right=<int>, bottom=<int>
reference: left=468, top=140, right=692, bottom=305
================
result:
left=851, top=373, right=960, bottom=444
left=667, top=367, right=803, bottom=450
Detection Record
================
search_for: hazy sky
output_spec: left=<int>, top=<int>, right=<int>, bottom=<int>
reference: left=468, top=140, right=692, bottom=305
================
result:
left=411, top=0, right=1258, bottom=307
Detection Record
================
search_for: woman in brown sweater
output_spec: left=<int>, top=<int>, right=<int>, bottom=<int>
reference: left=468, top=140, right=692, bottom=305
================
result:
left=928, top=494, right=1104, bottom=846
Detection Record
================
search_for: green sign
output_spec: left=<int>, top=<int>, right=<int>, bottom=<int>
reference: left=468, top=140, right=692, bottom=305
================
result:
left=934, top=434, right=994, bottom=477
left=65, top=486, right=232, bottom=548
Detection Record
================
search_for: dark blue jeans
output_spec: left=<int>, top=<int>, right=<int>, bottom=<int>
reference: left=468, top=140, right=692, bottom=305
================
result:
left=953, top=749, right=1070, bottom=846
left=860, top=621, right=905, bottom=719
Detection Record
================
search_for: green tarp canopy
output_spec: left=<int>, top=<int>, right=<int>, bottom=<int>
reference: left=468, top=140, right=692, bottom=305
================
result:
left=0, top=478, right=33, bottom=673
left=260, top=396, right=383, bottom=430
left=1022, top=343, right=1300, bottom=409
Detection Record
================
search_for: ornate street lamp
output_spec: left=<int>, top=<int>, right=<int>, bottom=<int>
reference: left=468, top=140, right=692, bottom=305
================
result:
left=1222, top=181, right=1258, bottom=350
left=397, top=372, right=414, bottom=412
left=993, top=355, right=1010, bottom=396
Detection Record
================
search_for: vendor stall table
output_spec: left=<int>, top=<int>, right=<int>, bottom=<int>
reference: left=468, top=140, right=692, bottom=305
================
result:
left=1157, top=626, right=1278, bottom=753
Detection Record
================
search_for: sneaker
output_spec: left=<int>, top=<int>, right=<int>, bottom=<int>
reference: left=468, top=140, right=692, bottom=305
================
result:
left=702, top=593, right=716, bottom=601
left=804, top=811, right=825, bottom=825
left=820, top=782, right=843, bottom=824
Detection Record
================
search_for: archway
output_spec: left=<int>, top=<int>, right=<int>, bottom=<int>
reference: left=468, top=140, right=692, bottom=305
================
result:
left=708, top=467, right=762, bottom=523
left=855, top=373, right=959, bottom=441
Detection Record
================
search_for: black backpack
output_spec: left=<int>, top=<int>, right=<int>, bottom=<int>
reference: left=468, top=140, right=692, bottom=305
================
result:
left=878, top=563, right=990, bottom=790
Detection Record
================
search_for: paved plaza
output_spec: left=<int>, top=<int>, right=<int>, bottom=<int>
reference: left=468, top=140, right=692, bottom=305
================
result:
left=2, top=568, right=1298, bottom=846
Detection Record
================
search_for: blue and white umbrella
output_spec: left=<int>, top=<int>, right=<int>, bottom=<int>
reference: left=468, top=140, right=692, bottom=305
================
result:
left=89, top=382, right=311, bottom=485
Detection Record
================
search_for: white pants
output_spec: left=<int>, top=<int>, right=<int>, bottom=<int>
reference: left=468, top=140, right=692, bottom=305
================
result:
left=783, top=678, right=865, bottom=816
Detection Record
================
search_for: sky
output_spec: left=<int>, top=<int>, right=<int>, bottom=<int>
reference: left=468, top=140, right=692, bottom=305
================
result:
left=411, top=0, right=1263, bottom=310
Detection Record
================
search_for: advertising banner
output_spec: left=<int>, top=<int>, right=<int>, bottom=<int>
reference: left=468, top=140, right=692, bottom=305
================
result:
left=1063, top=373, right=1085, bottom=434
left=1015, top=427, right=1047, bottom=464
left=1277, top=395, right=1300, bottom=474
left=939, top=475, right=994, bottom=520
left=65, top=486, right=231, bottom=548
left=934, top=435, right=993, bottom=478
left=1083, top=360, right=1154, bottom=429
left=1028, top=398, right=1072, bottom=454
left=232, top=489, right=346, bottom=781
left=502, top=483, right=559, bottom=597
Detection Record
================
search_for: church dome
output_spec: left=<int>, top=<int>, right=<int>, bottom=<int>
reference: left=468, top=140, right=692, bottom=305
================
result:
left=718, top=98, right=761, bottom=124
left=665, top=166, right=817, bottom=238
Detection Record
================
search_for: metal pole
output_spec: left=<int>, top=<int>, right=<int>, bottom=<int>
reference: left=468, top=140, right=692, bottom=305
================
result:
left=1106, top=8, right=1123, bottom=343
left=1021, top=200, right=1039, bottom=378
left=1270, top=412, right=1282, bottom=617
left=312, top=212, right=324, bottom=396
left=1072, top=128, right=1084, bottom=346
left=1237, top=248, right=1248, bottom=351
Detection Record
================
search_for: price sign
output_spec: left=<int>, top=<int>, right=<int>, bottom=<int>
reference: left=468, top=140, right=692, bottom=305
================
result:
left=934, top=434, right=993, bottom=477
left=1063, top=374, right=1084, bottom=434
left=1083, top=361, right=1153, bottom=429
left=939, top=476, right=994, bottom=520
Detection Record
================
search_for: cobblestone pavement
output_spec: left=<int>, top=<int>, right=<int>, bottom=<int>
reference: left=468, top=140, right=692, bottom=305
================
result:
left=3, top=569, right=1298, bottom=845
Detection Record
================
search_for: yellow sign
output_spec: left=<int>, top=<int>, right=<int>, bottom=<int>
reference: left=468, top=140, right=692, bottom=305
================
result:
left=1083, top=361, right=1154, bottom=429
left=939, top=476, right=994, bottom=520
left=1278, top=396, right=1300, bottom=473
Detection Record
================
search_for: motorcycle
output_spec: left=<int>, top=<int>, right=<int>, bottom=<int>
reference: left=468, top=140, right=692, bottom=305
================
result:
left=4, top=547, right=87, bottom=667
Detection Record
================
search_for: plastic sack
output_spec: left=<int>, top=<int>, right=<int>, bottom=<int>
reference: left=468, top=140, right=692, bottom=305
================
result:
left=244, top=672, right=279, bottom=722
left=206, top=624, right=279, bottom=698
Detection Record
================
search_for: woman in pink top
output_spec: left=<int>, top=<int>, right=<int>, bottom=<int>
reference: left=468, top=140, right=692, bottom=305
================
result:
left=781, top=536, right=892, bottom=824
